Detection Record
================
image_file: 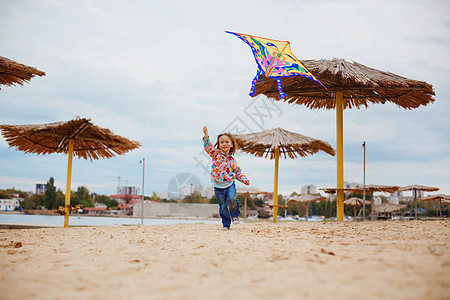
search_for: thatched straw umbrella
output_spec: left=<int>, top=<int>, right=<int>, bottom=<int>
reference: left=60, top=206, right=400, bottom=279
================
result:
left=344, top=197, right=372, bottom=219
left=398, top=185, right=439, bottom=219
left=287, top=194, right=327, bottom=221
left=233, top=127, right=335, bottom=222
left=373, top=202, right=406, bottom=219
left=417, top=194, right=450, bottom=217
left=0, top=117, right=141, bottom=227
left=236, top=187, right=270, bottom=220
left=321, top=185, right=399, bottom=221
left=251, top=58, right=435, bottom=221
left=348, top=185, right=399, bottom=221
left=0, top=56, right=45, bottom=89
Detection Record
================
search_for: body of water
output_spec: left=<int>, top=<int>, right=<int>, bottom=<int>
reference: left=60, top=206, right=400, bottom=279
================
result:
left=0, top=213, right=220, bottom=227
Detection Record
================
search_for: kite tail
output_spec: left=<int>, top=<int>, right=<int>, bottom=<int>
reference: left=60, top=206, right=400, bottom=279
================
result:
left=249, top=68, right=263, bottom=96
left=276, top=78, right=286, bottom=98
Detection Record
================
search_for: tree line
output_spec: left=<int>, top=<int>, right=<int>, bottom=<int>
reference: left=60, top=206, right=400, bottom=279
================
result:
left=1, top=177, right=118, bottom=210
left=1, top=178, right=445, bottom=217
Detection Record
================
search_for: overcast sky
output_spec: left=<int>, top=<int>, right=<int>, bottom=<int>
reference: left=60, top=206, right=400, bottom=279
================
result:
left=1, top=0, right=449, bottom=198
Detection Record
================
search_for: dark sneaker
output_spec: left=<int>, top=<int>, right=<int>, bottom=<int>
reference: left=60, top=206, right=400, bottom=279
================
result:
left=232, top=217, right=240, bottom=224
left=221, top=226, right=230, bottom=230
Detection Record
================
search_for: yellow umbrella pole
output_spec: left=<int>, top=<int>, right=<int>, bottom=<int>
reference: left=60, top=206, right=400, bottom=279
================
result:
left=64, top=140, right=74, bottom=228
left=336, top=91, right=344, bottom=221
left=272, top=148, right=280, bottom=223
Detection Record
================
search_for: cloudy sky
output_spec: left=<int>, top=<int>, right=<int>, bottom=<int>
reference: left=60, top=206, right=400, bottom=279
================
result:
left=1, top=0, right=449, bottom=198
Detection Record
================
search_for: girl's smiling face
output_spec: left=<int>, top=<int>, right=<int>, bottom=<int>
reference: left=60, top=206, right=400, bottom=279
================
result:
left=218, top=135, right=232, bottom=155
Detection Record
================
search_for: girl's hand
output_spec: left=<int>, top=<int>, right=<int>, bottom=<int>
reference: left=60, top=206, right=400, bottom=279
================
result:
left=203, top=126, right=208, bottom=137
left=244, top=180, right=250, bottom=186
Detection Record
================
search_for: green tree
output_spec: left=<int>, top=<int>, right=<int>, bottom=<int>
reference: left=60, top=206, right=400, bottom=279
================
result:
left=315, top=199, right=336, bottom=218
left=277, top=195, right=286, bottom=216
left=5, top=188, right=28, bottom=198
left=183, top=191, right=209, bottom=203
left=55, top=190, right=65, bottom=208
left=246, top=197, right=257, bottom=210
left=95, top=194, right=118, bottom=208
left=255, top=198, right=265, bottom=207
left=21, top=194, right=44, bottom=209
left=75, top=186, right=93, bottom=208
left=44, top=177, right=57, bottom=209
left=150, top=191, right=160, bottom=201
left=210, top=195, right=218, bottom=204
left=0, top=190, right=12, bottom=199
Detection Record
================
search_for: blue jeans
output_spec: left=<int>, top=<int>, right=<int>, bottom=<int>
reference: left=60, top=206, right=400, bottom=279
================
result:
left=214, top=182, right=240, bottom=228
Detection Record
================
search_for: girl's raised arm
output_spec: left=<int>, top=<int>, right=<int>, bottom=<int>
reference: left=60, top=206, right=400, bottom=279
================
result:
left=202, top=126, right=215, bottom=157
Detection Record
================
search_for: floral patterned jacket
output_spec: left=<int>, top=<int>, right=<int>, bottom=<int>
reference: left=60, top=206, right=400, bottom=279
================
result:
left=203, top=137, right=248, bottom=184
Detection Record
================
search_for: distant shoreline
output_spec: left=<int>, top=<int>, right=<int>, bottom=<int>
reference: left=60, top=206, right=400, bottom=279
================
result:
left=0, top=210, right=220, bottom=221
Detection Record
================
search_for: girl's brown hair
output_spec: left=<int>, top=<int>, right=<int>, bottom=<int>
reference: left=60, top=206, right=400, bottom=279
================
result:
left=214, top=133, right=237, bottom=155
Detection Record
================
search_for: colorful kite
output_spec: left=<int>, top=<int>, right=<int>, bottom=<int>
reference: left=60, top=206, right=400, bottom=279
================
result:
left=226, top=31, right=326, bottom=98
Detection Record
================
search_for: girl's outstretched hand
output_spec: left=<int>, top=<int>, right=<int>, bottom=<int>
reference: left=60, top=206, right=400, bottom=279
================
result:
left=203, top=126, right=208, bottom=137
left=243, top=179, right=250, bottom=186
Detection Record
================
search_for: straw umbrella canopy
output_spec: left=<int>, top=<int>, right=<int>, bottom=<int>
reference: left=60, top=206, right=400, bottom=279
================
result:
left=0, top=56, right=46, bottom=89
left=236, top=187, right=270, bottom=220
left=373, top=202, right=406, bottom=213
left=287, top=195, right=327, bottom=221
left=233, top=127, right=335, bottom=222
left=0, top=117, right=141, bottom=227
left=344, top=197, right=372, bottom=219
left=347, top=184, right=399, bottom=221
left=321, top=185, right=399, bottom=221
left=251, top=58, right=435, bottom=221
left=417, top=194, right=450, bottom=217
left=398, top=185, right=439, bottom=219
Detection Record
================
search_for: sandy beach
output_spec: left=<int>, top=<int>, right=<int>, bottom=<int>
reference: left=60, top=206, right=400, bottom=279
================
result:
left=0, top=220, right=449, bottom=300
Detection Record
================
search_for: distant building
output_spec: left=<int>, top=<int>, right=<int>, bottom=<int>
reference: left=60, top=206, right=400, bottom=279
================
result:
left=416, top=190, right=424, bottom=198
left=301, top=185, right=317, bottom=195
left=0, top=198, right=22, bottom=211
left=117, top=186, right=139, bottom=195
left=388, top=191, right=403, bottom=204
left=179, top=184, right=214, bottom=199
left=373, top=196, right=382, bottom=205
left=36, top=183, right=46, bottom=194
left=158, top=191, right=177, bottom=200
left=94, top=202, right=108, bottom=209
left=201, top=185, right=214, bottom=198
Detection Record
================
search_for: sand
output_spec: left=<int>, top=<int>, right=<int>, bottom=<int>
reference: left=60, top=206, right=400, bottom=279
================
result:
left=0, top=220, right=449, bottom=300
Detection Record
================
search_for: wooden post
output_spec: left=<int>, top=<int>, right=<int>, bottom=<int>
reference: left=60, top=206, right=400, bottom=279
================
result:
left=64, top=140, right=74, bottom=228
left=336, top=91, right=344, bottom=221
left=371, top=192, right=375, bottom=221
left=272, top=148, right=280, bottom=223
left=414, top=190, right=417, bottom=219
left=305, top=202, right=309, bottom=221
left=362, top=141, right=366, bottom=220
left=244, top=193, right=248, bottom=220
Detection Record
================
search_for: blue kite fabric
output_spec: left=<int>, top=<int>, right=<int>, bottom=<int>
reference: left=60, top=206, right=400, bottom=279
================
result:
left=226, top=31, right=326, bottom=98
